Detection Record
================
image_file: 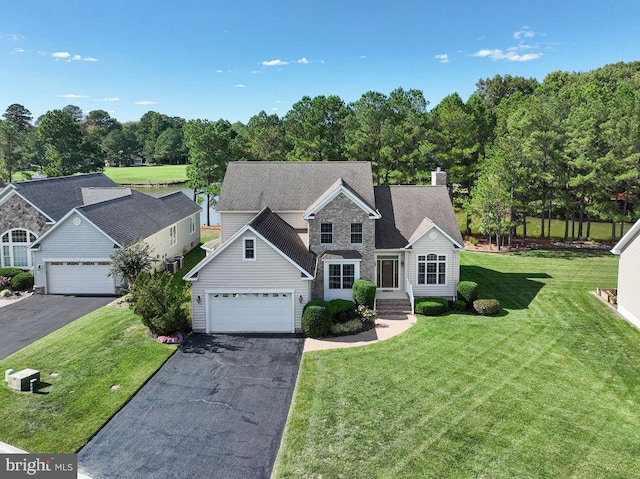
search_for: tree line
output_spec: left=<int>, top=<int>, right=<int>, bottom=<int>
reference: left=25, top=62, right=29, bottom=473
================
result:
left=1, top=61, right=639, bottom=241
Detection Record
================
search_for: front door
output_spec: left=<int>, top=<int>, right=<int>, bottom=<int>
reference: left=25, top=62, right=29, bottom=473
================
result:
left=376, top=255, right=399, bottom=289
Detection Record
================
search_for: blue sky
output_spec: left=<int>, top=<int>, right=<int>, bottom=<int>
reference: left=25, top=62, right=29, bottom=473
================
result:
left=2, top=0, right=640, bottom=124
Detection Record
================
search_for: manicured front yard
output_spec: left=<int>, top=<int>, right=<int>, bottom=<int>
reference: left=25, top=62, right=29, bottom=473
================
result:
left=0, top=306, right=177, bottom=453
left=274, top=250, right=640, bottom=478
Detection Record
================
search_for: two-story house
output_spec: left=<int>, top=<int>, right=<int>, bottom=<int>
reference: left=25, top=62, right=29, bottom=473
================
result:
left=185, top=161, right=463, bottom=334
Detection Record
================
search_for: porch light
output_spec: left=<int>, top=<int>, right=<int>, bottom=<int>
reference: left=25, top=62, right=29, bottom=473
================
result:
left=196, top=295, right=201, bottom=303
left=299, top=295, right=303, bottom=303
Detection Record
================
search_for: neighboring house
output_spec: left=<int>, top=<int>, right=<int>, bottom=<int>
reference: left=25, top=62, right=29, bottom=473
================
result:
left=0, top=173, right=201, bottom=295
left=611, top=218, right=640, bottom=329
left=184, top=162, right=463, bottom=334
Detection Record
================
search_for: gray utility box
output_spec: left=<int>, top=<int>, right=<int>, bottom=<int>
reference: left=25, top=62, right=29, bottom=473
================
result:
left=8, top=368, right=40, bottom=391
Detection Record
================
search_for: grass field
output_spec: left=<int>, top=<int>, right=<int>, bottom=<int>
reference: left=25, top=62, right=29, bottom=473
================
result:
left=103, top=165, right=187, bottom=185
left=273, top=250, right=640, bottom=478
left=0, top=307, right=177, bottom=453
left=456, top=211, right=631, bottom=243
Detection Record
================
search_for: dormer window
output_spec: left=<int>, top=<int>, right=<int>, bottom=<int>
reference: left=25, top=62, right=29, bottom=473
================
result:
left=351, top=223, right=363, bottom=244
left=244, top=237, right=256, bottom=260
left=320, top=223, right=333, bottom=244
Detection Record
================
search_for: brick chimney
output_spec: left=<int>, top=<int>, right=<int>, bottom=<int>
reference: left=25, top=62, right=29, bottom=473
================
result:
left=431, top=167, right=446, bottom=186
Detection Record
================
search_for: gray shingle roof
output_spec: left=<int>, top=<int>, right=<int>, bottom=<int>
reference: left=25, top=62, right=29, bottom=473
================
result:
left=11, top=172, right=118, bottom=221
left=78, top=190, right=201, bottom=246
left=249, top=207, right=316, bottom=276
left=374, top=185, right=464, bottom=249
left=216, top=161, right=376, bottom=212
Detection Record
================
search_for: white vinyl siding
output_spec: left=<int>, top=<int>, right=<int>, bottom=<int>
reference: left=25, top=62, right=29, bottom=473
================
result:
left=190, top=231, right=310, bottom=332
left=406, top=232, right=459, bottom=299
left=143, top=214, right=200, bottom=263
left=616, top=231, right=640, bottom=329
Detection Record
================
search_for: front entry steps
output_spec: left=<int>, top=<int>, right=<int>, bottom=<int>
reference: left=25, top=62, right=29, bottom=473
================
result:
left=375, top=298, right=412, bottom=320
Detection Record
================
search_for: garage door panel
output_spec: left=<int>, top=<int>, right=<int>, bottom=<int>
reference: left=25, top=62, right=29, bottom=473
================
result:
left=47, top=262, right=115, bottom=295
left=209, top=293, right=293, bottom=333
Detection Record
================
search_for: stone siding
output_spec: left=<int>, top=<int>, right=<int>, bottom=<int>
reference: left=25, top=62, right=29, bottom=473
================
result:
left=0, top=194, right=51, bottom=237
left=308, top=193, right=376, bottom=299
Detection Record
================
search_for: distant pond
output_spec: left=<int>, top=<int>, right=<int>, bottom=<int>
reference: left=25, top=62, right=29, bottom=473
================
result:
left=132, top=184, right=220, bottom=226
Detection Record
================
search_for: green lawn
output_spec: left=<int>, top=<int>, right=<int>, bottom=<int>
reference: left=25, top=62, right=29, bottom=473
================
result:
left=456, top=211, right=631, bottom=243
left=0, top=306, right=177, bottom=453
left=103, top=165, right=187, bottom=185
left=273, top=250, right=640, bottom=478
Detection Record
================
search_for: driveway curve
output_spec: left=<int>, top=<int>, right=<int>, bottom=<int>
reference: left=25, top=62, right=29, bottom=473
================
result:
left=79, top=333, right=304, bottom=479
left=0, top=295, right=113, bottom=360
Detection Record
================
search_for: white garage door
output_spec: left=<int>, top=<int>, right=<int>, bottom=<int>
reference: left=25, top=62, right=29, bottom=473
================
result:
left=209, top=292, right=293, bottom=333
left=47, top=261, right=115, bottom=295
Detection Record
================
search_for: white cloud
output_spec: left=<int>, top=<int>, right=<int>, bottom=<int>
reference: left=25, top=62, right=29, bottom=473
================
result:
left=251, top=70, right=262, bottom=74
left=435, top=53, right=449, bottom=64
left=297, top=57, right=309, bottom=64
left=358, top=55, right=367, bottom=59
left=134, top=100, right=158, bottom=105
left=95, top=97, right=121, bottom=102
left=473, top=48, right=542, bottom=62
left=514, top=27, right=536, bottom=40
left=12, top=48, right=24, bottom=54
left=4, top=33, right=25, bottom=41
left=233, top=84, right=246, bottom=88
left=261, top=59, right=289, bottom=67
left=57, top=93, right=89, bottom=98
left=272, top=107, right=278, bottom=111
left=72, top=54, right=82, bottom=61
left=83, top=56, right=98, bottom=62
left=52, top=51, right=71, bottom=59
left=216, top=69, right=224, bottom=73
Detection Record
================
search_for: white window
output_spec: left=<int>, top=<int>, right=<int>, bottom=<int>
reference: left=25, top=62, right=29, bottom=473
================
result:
left=169, top=225, right=177, bottom=246
left=351, top=223, right=363, bottom=244
left=320, top=223, right=333, bottom=244
left=417, top=254, right=446, bottom=285
left=244, top=237, right=256, bottom=260
left=189, top=214, right=197, bottom=234
left=1, top=229, right=36, bottom=268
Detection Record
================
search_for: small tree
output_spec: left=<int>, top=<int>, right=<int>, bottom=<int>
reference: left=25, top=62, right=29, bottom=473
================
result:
left=109, top=242, right=155, bottom=291
left=131, top=270, right=189, bottom=335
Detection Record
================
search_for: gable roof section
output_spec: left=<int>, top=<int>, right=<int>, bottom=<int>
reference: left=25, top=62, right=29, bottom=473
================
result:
left=184, top=207, right=316, bottom=281
left=77, top=190, right=201, bottom=246
left=611, top=217, right=640, bottom=255
left=303, top=178, right=380, bottom=219
left=9, top=172, right=118, bottom=221
left=374, top=185, right=464, bottom=249
left=216, top=161, right=376, bottom=212
left=81, top=187, right=132, bottom=206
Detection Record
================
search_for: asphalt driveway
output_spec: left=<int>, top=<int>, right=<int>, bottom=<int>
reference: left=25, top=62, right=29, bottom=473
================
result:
left=78, top=333, right=304, bottom=479
left=0, top=295, right=114, bottom=360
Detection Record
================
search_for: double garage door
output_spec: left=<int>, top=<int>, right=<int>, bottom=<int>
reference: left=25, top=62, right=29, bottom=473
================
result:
left=208, top=292, right=294, bottom=333
left=47, top=261, right=115, bottom=295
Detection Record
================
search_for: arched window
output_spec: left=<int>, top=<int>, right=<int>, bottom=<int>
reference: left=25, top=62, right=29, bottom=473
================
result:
left=1, top=229, right=37, bottom=268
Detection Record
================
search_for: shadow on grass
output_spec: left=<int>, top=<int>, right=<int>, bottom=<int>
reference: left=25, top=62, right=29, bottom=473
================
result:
left=516, top=249, right=612, bottom=260
left=461, top=265, right=551, bottom=310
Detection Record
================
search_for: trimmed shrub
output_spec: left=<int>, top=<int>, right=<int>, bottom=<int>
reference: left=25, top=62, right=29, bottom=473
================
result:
left=0, top=267, right=23, bottom=278
left=329, top=299, right=357, bottom=322
left=1, top=289, right=12, bottom=297
left=452, top=299, right=467, bottom=312
left=331, top=319, right=366, bottom=335
left=415, top=297, right=449, bottom=316
left=352, top=279, right=376, bottom=308
left=473, top=299, right=501, bottom=316
left=302, top=305, right=332, bottom=338
left=357, top=304, right=377, bottom=324
left=303, top=299, right=331, bottom=314
left=457, top=281, right=478, bottom=305
left=10, top=272, right=34, bottom=291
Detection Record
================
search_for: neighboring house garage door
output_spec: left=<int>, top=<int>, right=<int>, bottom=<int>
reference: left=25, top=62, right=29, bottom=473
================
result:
left=47, top=261, right=115, bottom=295
left=208, top=292, right=294, bottom=333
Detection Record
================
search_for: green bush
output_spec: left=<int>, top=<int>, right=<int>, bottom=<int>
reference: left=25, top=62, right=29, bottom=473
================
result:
left=1, top=289, right=12, bottom=297
left=130, top=270, right=189, bottom=335
left=357, top=304, right=377, bottom=324
left=303, top=299, right=331, bottom=314
left=457, top=281, right=478, bottom=305
left=352, top=279, right=376, bottom=308
left=415, top=297, right=449, bottom=316
left=452, top=299, right=467, bottom=312
left=0, top=267, right=23, bottom=278
left=473, top=299, right=501, bottom=316
left=10, top=272, right=34, bottom=291
left=331, top=319, right=366, bottom=335
left=302, top=305, right=332, bottom=338
left=329, top=299, right=357, bottom=321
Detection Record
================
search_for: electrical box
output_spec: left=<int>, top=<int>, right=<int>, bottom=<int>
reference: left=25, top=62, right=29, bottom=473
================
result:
left=8, top=368, right=40, bottom=391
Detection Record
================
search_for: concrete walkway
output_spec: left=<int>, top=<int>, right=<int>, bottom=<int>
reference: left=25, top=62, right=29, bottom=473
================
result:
left=304, top=315, right=417, bottom=352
